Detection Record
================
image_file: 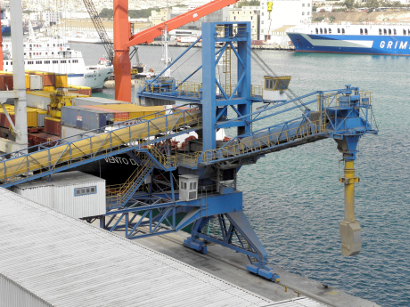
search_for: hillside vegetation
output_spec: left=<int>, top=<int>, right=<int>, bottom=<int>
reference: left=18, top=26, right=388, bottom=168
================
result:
left=313, top=11, right=410, bottom=23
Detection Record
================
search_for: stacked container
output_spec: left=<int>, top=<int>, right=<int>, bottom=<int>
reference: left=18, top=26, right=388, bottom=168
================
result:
left=61, top=106, right=114, bottom=131
left=44, top=117, right=61, bottom=136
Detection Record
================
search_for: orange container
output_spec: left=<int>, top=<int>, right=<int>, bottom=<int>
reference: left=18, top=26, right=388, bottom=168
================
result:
left=0, top=75, right=14, bottom=91
left=44, top=117, right=61, bottom=136
left=35, top=72, right=56, bottom=86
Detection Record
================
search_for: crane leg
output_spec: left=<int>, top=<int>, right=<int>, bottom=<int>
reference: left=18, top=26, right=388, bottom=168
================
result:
left=339, top=160, right=361, bottom=256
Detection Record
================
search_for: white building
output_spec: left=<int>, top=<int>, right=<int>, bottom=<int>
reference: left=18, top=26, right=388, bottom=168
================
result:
left=229, top=6, right=260, bottom=40
left=260, top=0, right=312, bottom=41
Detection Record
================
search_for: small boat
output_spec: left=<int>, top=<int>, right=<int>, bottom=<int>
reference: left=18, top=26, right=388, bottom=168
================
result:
left=286, top=23, right=410, bottom=56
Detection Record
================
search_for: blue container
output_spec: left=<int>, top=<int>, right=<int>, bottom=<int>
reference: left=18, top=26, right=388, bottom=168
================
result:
left=61, top=106, right=114, bottom=131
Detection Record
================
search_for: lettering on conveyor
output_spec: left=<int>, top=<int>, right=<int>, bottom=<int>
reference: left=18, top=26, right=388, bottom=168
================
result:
left=104, top=157, right=138, bottom=165
left=380, top=40, right=409, bottom=49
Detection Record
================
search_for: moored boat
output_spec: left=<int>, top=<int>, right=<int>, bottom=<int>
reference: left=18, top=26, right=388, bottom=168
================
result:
left=287, top=24, right=410, bottom=56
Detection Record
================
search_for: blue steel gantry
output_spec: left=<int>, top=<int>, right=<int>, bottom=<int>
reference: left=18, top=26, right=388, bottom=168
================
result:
left=0, top=22, right=378, bottom=282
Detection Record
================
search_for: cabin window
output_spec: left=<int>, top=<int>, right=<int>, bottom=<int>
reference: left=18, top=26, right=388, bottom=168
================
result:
left=36, top=61, right=42, bottom=64
left=394, top=29, right=396, bottom=35
left=53, top=60, right=58, bottom=64
left=384, top=29, right=387, bottom=34
left=360, top=28, right=363, bottom=35
left=44, top=60, right=50, bottom=64
left=68, top=60, right=71, bottom=63
left=404, top=29, right=407, bottom=35
left=365, top=28, right=368, bottom=35
left=337, top=28, right=340, bottom=34
left=265, top=78, right=275, bottom=90
left=342, top=28, right=345, bottom=34
left=29, top=44, right=32, bottom=47
left=324, top=28, right=327, bottom=34
left=408, top=29, right=410, bottom=35
left=53, top=44, right=55, bottom=47
left=61, top=60, right=66, bottom=63
left=379, top=29, right=382, bottom=35
left=315, top=28, right=318, bottom=34
left=388, top=29, right=391, bottom=35
left=24, top=52, right=26, bottom=55
left=320, top=28, right=323, bottom=34
left=47, top=44, right=49, bottom=47
left=74, top=186, right=97, bottom=196
left=329, top=28, right=332, bottom=34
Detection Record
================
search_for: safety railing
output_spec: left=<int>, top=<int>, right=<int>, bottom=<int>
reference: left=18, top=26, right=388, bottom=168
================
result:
left=0, top=106, right=202, bottom=186
left=171, top=151, right=201, bottom=168
left=318, top=91, right=372, bottom=110
left=251, top=84, right=264, bottom=97
left=201, top=120, right=320, bottom=164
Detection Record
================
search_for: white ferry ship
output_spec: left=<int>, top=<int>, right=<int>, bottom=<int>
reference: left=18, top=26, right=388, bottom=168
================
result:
left=1, top=38, right=113, bottom=91
left=287, top=23, right=410, bottom=56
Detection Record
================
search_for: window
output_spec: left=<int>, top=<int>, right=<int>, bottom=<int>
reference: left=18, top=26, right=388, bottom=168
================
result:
left=190, top=182, right=197, bottom=190
left=265, top=78, right=276, bottom=90
left=404, top=29, right=407, bottom=35
left=388, top=29, right=391, bottom=35
left=324, top=28, right=327, bottom=34
left=302, top=11, right=305, bottom=15
left=307, top=12, right=310, bottom=15
left=394, top=29, right=396, bottom=35
left=74, top=186, right=97, bottom=196
left=379, top=29, right=382, bottom=35
left=342, top=28, right=345, bottom=34
left=316, top=28, right=318, bottom=34
left=365, top=28, right=368, bottom=35
left=302, top=3, right=305, bottom=6
left=308, top=3, right=310, bottom=6
left=338, top=28, right=340, bottom=34
left=181, top=182, right=187, bottom=190
left=53, top=60, right=58, bottom=64
left=320, top=28, right=323, bottom=34
left=44, top=60, right=50, bottom=64
left=384, top=29, right=387, bottom=35
left=61, top=60, right=66, bottom=63
left=360, top=28, right=363, bottom=35
left=329, top=28, right=331, bottom=34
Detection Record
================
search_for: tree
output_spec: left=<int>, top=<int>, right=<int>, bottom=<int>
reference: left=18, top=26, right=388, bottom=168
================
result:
left=343, top=0, right=355, bottom=10
left=367, top=0, right=379, bottom=8
left=99, top=8, right=113, bottom=19
left=329, top=15, right=336, bottom=23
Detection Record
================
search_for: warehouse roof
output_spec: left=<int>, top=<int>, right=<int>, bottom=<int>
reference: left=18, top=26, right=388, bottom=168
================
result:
left=0, top=188, right=274, bottom=307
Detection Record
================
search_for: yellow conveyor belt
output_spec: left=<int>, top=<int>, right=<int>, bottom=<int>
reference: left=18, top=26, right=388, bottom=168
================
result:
left=0, top=109, right=201, bottom=183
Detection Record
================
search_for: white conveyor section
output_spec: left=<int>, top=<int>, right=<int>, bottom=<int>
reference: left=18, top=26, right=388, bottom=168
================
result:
left=0, top=188, right=323, bottom=307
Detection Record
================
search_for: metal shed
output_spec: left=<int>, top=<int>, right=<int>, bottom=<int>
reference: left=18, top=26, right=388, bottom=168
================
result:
left=12, top=171, right=105, bottom=218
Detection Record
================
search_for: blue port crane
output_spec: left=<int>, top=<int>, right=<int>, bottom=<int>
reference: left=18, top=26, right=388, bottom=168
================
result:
left=0, top=21, right=377, bottom=282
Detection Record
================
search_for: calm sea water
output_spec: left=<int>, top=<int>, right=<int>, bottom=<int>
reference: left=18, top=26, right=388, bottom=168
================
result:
left=74, top=43, right=410, bottom=306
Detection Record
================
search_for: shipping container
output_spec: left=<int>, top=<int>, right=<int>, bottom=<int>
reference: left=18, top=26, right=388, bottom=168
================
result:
left=29, top=75, right=43, bottom=90
left=61, top=106, right=114, bottom=131
left=68, top=85, right=92, bottom=97
left=43, top=86, right=56, bottom=91
left=37, top=110, right=47, bottom=127
left=81, top=105, right=129, bottom=122
left=44, top=117, right=61, bottom=136
left=35, top=71, right=56, bottom=86
left=0, top=110, right=14, bottom=128
left=61, top=125, right=97, bottom=140
left=55, top=74, right=68, bottom=88
left=25, top=74, right=30, bottom=89
left=0, top=74, right=13, bottom=90
left=82, top=104, right=164, bottom=120
left=28, top=132, right=61, bottom=147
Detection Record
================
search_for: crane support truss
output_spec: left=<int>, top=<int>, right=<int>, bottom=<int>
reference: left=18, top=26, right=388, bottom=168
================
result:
left=83, top=0, right=114, bottom=62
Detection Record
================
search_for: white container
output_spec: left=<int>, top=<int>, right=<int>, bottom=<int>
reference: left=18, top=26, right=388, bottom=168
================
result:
left=61, top=125, right=97, bottom=140
left=29, top=75, right=43, bottom=90
left=13, top=171, right=106, bottom=218
left=26, top=91, right=52, bottom=110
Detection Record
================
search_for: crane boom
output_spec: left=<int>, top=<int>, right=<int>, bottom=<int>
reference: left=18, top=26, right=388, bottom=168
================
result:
left=114, top=0, right=240, bottom=102
left=83, top=0, right=114, bottom=62
left=126, top=0, right=239, bottom=47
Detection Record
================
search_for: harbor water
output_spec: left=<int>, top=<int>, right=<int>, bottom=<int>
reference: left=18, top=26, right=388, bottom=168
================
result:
left=74, top=43, right=410, bottom=307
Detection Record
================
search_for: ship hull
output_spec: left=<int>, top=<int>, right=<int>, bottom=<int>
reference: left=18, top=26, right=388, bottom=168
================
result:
left=287, top=33, right=410, bottom=56
left=1, top=26, right=11, bottom=36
